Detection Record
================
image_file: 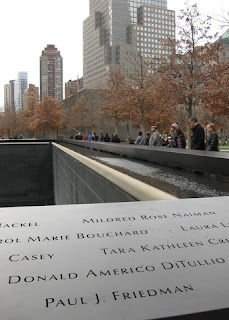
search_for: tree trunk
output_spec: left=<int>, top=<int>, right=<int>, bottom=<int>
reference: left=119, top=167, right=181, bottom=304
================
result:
left=186, top=105, right=192, bottom=149
left=222, top=129, right=226, bottom=145
left=126, top=121, right=130, bottom=138
left=140, top=108, right=146, bottom=138
left=115, top=114, right=118, bottom=134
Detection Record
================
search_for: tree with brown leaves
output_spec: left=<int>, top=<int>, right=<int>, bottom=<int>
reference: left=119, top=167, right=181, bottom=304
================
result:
left=1, top=108, right=18, bottom=137
left=70, top=94, right=100, bottom=135
left=204, top=73, right=229, bottom=117
left=124, top=54, right=159, bottom=136
left=99, top=67, right=135, bottom=135
left=20, top=94, right=39, bottom=135
left=155, top=3, right=229, bottom=147
left=99, top=60, right=164, bottom=137
left=33, top=97, right=65, bottom=137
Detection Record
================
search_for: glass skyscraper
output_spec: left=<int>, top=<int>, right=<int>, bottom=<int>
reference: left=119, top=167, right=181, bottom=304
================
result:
left=15, top=72, right=28, bottom=110
left=83, top=0, right=175, bottom=89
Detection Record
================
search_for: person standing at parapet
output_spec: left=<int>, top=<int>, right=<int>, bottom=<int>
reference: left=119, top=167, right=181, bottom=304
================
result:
left=176, top=129, right=186, bottom=149
left=77, top=133, right=83, bottom=140
left=170, top=123, right=179, bottom=148
left=88, top=133, right=93, bottom=141
left=190, top=116, right=205, bottom=150
left=149, top=126, right=161, bottom=147
left=135, top=131, right=144, bottom=145
left=112, top=133, right=120, bottom=143
left=170, top=123, right=186, bottom=149
left=100, top=132, right=104, bottom=142
left=206, top=123, right=219, bottom=151
left=93, top=133, right=99, bottom=141
left=144, top=132, right=151, bottom=146
left=104, top=133, right=111, bottom=142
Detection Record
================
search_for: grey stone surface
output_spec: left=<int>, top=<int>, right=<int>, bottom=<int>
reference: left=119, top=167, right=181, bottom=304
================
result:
left=52, top=144, right=137, bottom=204
left=0, top=197, right=229, bottom=319
left=62, top=140, right=229, bottom=177
left=0, top=143, right=54, bottom=207
left=151, top=308, right=229, bottom=319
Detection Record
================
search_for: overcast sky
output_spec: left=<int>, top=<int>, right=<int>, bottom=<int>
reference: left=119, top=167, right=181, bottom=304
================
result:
left=0, top=0, right=228, bottom=106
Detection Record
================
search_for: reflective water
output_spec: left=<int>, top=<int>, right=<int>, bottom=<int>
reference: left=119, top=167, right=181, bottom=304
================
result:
left=61, top=143, right=229, bottom=199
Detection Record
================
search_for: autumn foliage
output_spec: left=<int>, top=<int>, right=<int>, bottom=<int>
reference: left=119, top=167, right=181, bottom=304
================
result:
left=0, top=97, right=66, bottom=138
left=33, top=97, right=65, bottom=133
left=98, top=64, right=170, bottom=136
left=98, top=68, right=134, bottom=133
left=70, top=94, right=101, bottom=134
left=0, top=108, right=18, bottom=137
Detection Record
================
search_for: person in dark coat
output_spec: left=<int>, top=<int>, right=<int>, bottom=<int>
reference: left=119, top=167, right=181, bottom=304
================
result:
left=104, top=133, right=111, bottom=142
left=111, top=134, right=120, bottom=143
left=206, top=123, right=219, bottom=151
left=93, top=133, right=99, bottom=141
left=176, top=129, right=186, bottom=149
left=77, top=133, right=83, bottom=140
left=190, top=116, right=205, bottom=150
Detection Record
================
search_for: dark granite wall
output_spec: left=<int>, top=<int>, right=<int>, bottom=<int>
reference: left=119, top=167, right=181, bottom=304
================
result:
left=52, top=144, right=136, bottom=205
left=0, top=143, right=54, bottom=207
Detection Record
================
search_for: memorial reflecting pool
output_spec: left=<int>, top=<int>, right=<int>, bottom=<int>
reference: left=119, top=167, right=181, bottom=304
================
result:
left=61, top=144, right=229, bottom=199
left=1, top=141, right=229, bottom=207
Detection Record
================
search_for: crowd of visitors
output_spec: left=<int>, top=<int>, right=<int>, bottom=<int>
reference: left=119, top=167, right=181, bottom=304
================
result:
left=69, top=117, right=220, bottom=151
left=130, top=117, right=219, bottom=151
left=0, top=134, right=23, bottom=140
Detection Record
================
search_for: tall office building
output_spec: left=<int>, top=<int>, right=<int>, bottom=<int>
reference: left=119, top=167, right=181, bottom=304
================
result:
left=83, top=0, right=175, bottom=89
left=40, top=44, right=63, bottom=101
left=65, top=78, right=83, bottom=99
left=9, top=80, right=15, bottom=110
left=4, top=80, right=16, bottom=110
left=15, top=72, right=28, bottom=110
left=4, top=84, right=10, bottom=110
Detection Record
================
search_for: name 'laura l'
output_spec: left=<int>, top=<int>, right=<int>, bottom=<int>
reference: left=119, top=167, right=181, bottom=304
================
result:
left=180, top=222, right=229, bottom=231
